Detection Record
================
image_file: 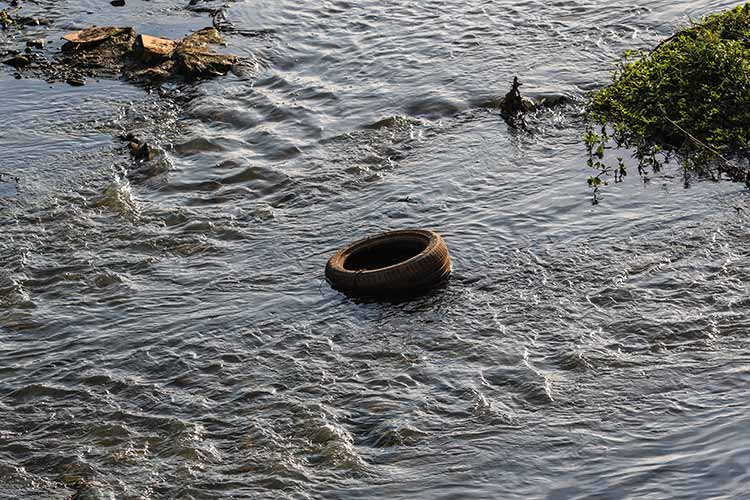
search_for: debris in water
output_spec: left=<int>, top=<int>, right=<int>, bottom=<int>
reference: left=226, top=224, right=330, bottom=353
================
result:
left=499, top=76, right=535, bottom=127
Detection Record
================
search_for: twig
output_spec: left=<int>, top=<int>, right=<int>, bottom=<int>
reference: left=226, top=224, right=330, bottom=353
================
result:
left=661, top=111, right=750, bottom=184
left=662, top=113, right=735, bottom=165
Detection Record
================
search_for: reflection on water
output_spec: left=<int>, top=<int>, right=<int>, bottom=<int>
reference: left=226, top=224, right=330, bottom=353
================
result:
left=1, top=1, right=749, bottom=499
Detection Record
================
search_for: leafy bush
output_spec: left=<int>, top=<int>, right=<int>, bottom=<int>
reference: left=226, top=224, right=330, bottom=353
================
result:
left=586, top=3, right=750, bottom=201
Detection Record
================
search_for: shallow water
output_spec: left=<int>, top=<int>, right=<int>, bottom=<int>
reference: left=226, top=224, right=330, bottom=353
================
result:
left=1, top=1, right=749, bottom=499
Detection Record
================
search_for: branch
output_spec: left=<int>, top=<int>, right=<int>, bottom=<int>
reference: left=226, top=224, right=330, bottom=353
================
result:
left=662, top=113, right=735, bottom=165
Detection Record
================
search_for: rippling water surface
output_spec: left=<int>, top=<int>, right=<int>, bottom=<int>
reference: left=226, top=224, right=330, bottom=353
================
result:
left=2, top=1, right=750, bottom=499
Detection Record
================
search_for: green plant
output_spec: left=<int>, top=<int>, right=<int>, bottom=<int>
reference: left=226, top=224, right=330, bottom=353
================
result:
left=0, top=9, right=13, bottom=29
left=585, top=3, right=750, bottom=203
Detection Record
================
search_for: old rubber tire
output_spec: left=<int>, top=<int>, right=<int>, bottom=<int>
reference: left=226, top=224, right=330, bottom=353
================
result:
left=325, top=229, right=451, bottom=296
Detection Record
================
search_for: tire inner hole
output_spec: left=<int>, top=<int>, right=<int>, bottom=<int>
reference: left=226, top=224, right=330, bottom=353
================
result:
left=344, top=240, right=426, bottom=271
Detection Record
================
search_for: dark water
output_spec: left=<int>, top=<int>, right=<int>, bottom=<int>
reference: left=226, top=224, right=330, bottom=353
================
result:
left=2, top=1, right=750, bottom=499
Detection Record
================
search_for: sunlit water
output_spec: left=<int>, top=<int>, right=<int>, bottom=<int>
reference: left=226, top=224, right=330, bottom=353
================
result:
left=1, top=1, right=749, bottom=499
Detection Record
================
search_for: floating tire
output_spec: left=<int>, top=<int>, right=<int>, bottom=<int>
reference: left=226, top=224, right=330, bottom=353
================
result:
left=325, top=229, right=451, bottom=297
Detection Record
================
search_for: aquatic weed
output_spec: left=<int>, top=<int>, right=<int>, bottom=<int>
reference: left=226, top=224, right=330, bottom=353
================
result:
left=585, top=4, right=750, bottom=203
left=0, top=9, right=14, bottom=29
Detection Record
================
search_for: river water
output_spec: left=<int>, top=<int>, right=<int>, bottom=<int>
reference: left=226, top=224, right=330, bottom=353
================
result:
left=1, top=1, right=749, bottom=499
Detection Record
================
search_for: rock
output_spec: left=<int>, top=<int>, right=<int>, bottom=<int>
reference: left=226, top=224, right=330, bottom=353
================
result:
left=129, top=141, right=155, bottom=161
left=134, top=34, right=176, bottom=63
left=174, top=48, right=235, bottom=78
left=71, top=483, right=116, bottom=500
left=66, top=77, right=85, bottom=86
left=27, top=25, right=237, bottom=85
left=63, top=26, right=132, bottom=46
left=181, top=27, right=224, bottom=47
left=127, top=62, right=173, bottom=81
left=3, top=55, right=30, bottom=68
left=59, top=26, right=136, bottom=80
left=110, top=0, right=125, bottom=6
left=173, top=27, right=235, bottom=78
left=17, top=16, right=51, bottom=27
left=26, top=39, right=46, bottom=49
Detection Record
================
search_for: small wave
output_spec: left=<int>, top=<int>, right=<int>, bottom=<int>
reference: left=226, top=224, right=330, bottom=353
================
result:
left=93, top=172, right=141, bottom=220
left=361, top=419, right=429, bottom=448
left=483, top=362, right=556, bottom=405
left=305, top=418, right=366, bottom=469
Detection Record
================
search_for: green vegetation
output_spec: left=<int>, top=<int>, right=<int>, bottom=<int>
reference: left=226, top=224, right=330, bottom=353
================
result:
left=585, top=4, right=750, bottom=202
left=0, top=9, right=14, bottom=29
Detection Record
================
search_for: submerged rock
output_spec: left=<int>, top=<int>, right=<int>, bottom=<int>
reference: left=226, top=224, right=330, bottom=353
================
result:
left=26, top=38, right=46, bottom=49
left=128, top=140, right=157, bottom=161
left=3, top=54, right=30, bottom=68
left=70, top=483, right=116, bottom=500
left=61, top=475, right=116, bottom=500
left=16, top=16, right=51, bottom=27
